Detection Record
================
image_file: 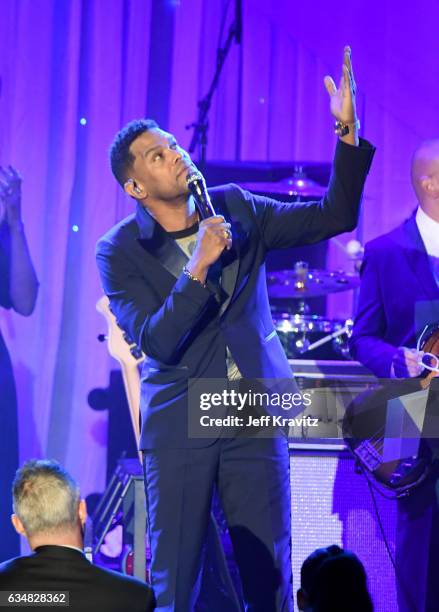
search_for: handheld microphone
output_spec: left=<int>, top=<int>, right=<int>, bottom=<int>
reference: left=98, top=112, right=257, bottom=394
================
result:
left=186, top=169, right=216, bottom=219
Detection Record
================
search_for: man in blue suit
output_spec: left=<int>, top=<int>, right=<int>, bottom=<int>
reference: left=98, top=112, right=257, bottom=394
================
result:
left=96, top=47, right=375, bottom=611
left=350, top=139, right=439, bottom=612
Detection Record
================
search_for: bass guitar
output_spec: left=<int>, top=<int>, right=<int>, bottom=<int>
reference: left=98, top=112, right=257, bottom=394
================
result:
left=343, top=325, right=439, bottom=498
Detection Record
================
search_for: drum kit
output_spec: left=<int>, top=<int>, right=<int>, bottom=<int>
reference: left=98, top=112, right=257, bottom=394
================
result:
left=245, top=171, right=360, bottom=360
left=268, top=261, right=358, bottom=360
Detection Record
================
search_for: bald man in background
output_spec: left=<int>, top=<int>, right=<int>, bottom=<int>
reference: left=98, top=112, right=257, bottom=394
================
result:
left=350, top=140, right=439, bottom=612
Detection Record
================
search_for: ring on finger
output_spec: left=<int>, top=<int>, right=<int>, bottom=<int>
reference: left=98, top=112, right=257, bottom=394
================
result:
left=223, top=229, right=231, bottom=240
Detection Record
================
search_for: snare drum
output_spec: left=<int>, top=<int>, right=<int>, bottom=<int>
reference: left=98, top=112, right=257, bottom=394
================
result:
left=272, top=312, right=351, bottom=359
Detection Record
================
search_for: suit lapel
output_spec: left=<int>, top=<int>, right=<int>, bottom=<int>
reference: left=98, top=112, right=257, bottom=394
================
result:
left=403, top=215, right=439, bottom=301
left=135, top=203, right=188, bottom=280
left=211, top=187, right=247, bottom=316
left=218, top=244, right=239, bottom=315
left=134, top=188, right=249, bottom=315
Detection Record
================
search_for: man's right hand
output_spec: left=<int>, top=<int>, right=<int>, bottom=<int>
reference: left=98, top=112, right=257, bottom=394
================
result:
left=391, top=346, right=424, bottom=378
left=186, top=216, right=232, bottom=283
left=0, top=166, right=23, bottom=229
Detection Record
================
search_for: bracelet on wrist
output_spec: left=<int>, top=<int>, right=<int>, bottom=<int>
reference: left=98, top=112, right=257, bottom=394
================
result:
left=182, top=266, right=206, bottom=288
left=334, top=119, right=360, bottom=137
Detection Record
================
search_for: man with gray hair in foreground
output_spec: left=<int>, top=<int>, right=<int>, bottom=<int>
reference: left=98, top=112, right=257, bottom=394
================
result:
left=0, top=459, right=155, bottom=611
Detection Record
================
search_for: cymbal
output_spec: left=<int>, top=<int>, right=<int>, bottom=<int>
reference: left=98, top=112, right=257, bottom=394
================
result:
left=267, top=268, right=360, bottom=298
left=239, top=176, right=326, bottom=198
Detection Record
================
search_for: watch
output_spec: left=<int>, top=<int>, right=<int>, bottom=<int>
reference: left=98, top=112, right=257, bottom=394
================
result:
left=334, top=119, right=360, bottom=137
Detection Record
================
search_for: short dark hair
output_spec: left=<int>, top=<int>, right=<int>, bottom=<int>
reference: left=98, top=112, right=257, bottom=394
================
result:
left=109, top=118, right=159, bottom=187
left=301, top=544, right=343, bottom=597
left=301, top=545, right=373, bottom=612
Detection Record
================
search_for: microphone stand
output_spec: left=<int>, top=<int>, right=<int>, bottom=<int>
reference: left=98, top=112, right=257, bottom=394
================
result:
left=186, top=16, right=241, bottom=169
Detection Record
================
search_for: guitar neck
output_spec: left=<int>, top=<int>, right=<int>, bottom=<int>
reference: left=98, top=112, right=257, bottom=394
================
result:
left=96, top=296, right=144, bottom=463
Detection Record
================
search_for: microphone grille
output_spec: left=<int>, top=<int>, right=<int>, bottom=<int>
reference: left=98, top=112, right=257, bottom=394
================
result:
left=186, top=169, right=204, bottom=187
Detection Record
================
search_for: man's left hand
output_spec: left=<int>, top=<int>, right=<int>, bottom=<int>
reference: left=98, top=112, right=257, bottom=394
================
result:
left=324, top=46, right=357, bottom=124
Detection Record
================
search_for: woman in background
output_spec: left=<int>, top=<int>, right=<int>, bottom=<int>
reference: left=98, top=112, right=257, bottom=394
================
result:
left=0, top=166, right=38, bottom=559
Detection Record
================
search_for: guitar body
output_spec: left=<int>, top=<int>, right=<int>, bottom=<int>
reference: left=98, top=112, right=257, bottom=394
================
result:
left=422, top=324, right=439, bottom=367
left=343, top=326, right=439, bottom=498
left=96, top=296, right=144, bottom=455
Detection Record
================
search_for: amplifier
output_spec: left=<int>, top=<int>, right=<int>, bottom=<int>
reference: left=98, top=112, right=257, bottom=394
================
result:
left=288, top=359, right=377, bottom=450
left=290, top=448, right=397, bottom=612
left=289, top=358, right=376, bottom=381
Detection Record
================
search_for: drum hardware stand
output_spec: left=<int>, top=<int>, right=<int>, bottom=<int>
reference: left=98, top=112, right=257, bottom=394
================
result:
left=92, top=459, right=147, bottom=580
left=291, top=301, right=311, bottom=352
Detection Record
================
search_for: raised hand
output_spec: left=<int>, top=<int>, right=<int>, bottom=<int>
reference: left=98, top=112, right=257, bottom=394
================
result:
left=0, top=165, right=38, bottom=314
left=0, top=165, right=22, bottom=228
left=324, top=46, right=357, bottom=125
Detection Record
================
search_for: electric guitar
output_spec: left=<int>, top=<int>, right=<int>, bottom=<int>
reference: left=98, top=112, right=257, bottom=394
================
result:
left=96, top=295, right=144, bottom=452
left=343, top=325, right=439, bottom=498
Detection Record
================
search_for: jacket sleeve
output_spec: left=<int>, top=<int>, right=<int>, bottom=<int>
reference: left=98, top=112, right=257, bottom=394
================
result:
left=251, top=138, right=375, bottom=250
left=96, top=238, right=214, bottom=365
left=349, top=244, right=396, bottom=377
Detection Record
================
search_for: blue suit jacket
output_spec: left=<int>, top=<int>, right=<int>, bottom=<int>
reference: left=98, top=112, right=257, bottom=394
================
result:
left=96, top=140, right=374, bottom=449
left=350, top=214, right=439, bottom=377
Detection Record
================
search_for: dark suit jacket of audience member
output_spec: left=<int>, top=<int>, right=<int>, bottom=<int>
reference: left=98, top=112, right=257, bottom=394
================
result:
left=0, top=545, right=155, bottom=611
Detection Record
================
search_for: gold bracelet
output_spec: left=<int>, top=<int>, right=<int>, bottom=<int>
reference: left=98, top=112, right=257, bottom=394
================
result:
left=182, top=266, right=206, bottom=288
